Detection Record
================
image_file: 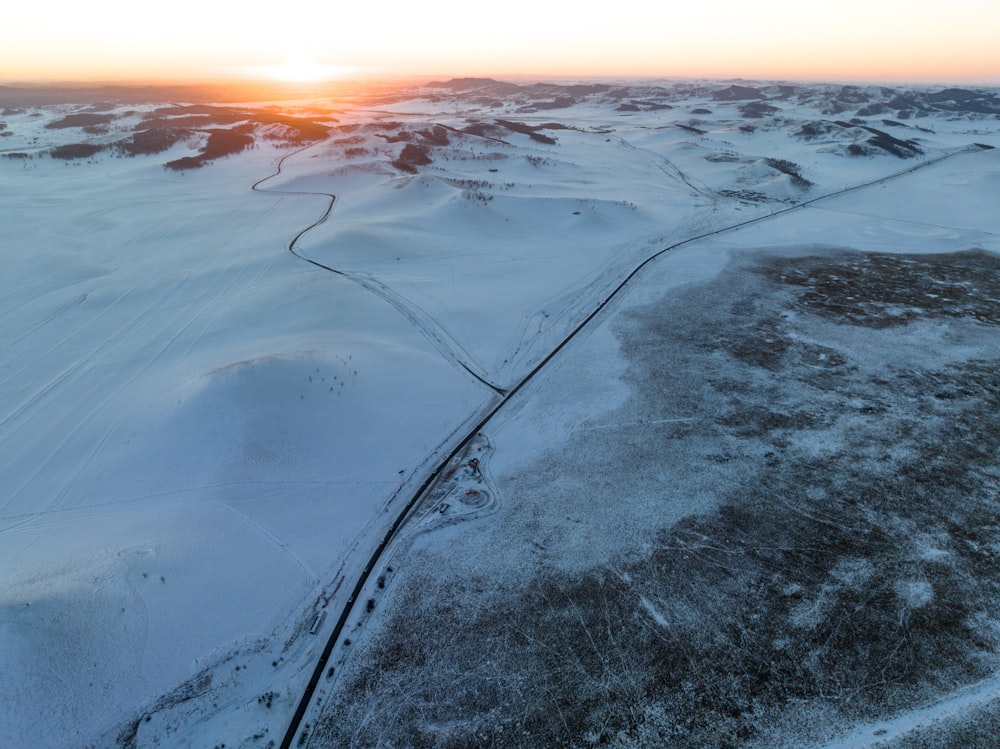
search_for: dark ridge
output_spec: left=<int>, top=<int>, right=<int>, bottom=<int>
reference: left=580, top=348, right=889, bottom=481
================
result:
left=795, top=121, right=836, bottom=139
left=199, top=127, right=254, bottom=160
left=765, top=157, right=812, bottom=188
left=141, top=113, right=247, bottom=130
left=116, top=127, right=190, bottom=156
left=820, top=100, right=851, bottom=115
left=619, top=100, right=673, bottom=112
left=925, top=87, right=983, bottom=103
left=495, top=119, right=557, bottom=144
left=162, top=155, right=203, bottom=171
left=45, top=112, right=116, bottom=129
left=923, top=88, right=1000, bottom=114
left=461, top=121, right=507, bottom=140
left=252, top=113, right=330, bottom=141
left=538, top=83, right=611, bottom=96
left=425, top=77, right=521, bottom=95
left=886, top=94, right=919, bottom=110
left=147, top=104, right=242, bottom=117
left=399, top=142, right=431, bottom=165
left=416, top=125, right=449, bottom=146
left=835, top=85, right=869, bottom=104
left=740, top=101, right=779, bottom=118
left=520, top=96, right=577, bottom=110
left=163, top=128, right=253, bottom=170
left=506, top=82, right=611, bottom=101
left=141, top=106, right=329, bottom=142
left=49, top=143, right=105, bottom=159
left=835, top=120, right=923, bottom=158
left=376, top=130, right=412, bottom=143
left=391, top=142, right=433, bottom=174
left=856, top=103, right=887, bottom=116
left=770, top=85, right=800, bottom=99
left=712, top=84, right=765, bottom=101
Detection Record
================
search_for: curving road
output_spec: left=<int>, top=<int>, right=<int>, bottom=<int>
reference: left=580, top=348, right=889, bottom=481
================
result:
left=250, top=148, right=505, bottom=395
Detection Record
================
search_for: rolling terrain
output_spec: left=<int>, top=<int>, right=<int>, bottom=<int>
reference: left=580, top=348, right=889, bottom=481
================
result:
left=1, top=77, right=997, bottom=748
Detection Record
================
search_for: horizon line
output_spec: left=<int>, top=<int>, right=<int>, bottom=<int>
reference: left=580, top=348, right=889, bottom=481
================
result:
left=3, top=72, right=999, bottom=91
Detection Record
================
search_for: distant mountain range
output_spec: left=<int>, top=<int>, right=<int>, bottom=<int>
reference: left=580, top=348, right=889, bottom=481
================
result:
left=421, top=77, right=1000, bottom=118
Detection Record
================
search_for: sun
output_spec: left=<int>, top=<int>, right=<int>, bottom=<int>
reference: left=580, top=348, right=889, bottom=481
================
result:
left=260, top=54, right=351, bottom=83
left=270, top=55, right=325, bottom=82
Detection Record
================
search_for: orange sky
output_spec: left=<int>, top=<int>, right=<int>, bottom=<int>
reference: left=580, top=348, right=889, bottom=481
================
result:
left=2, top=1, right=998, bottom=85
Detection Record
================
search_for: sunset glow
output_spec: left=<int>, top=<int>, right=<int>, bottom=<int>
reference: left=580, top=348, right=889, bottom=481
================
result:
left=252, top=55, right=360, bottom=84
left=2, top=0, right=998, bottom=85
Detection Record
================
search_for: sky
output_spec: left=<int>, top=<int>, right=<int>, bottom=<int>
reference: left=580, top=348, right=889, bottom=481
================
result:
left=2, top=0, right=998, bottom=86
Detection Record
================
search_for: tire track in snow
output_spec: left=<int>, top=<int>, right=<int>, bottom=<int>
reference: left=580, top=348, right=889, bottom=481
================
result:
left=0, top=225, right=236, bottom=434
left=615, top=136, right=715, bottom=201
left=1, top=176, right=284, bottom=397
left=348, top=272, right=496, bottom=387
left=2, top=480, right=371, bottom=539
left=812, top=672, right=1000, bottom=748
left=250, top=146, right=507, bottom=396
left=223, top=502, right=318, bottom=584
left=808, top=203, right=1000, bottom=240
left=0, top=292, right=89, bottom=359
left=177, top=198, right=291, bottom=360
left=43, top=233, right=284, bottom=510
left=0, top=195, right=240, bottom=384
left=0, top=284, right=139, bottom=395
left=2, top=225, right=280, bottom=513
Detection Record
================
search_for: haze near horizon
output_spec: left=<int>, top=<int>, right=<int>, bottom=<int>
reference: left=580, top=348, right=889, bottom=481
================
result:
left=2, top=0, right=999, bottom=86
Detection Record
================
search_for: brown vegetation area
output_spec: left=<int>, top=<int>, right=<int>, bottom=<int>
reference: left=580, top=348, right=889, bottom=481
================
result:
left=309, top=249, right=1000, bottom=748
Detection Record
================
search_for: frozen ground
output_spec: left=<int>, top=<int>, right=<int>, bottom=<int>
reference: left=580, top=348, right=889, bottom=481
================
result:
left=0, top=78, right=998, bottom=748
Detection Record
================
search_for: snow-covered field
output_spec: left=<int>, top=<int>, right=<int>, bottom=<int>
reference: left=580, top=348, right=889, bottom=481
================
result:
left=1, top=78, right=998, bottom=748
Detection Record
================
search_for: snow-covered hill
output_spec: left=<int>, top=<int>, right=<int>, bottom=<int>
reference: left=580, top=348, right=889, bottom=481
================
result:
left=1, top=77, right=997, bottom=748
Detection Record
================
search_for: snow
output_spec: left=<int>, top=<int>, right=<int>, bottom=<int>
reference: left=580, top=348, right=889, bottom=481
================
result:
left=813, top=673, right=1000, bottom=748
left=1, top=127, right=490, bottom=746
left=2, top=79, right=999, bottom=748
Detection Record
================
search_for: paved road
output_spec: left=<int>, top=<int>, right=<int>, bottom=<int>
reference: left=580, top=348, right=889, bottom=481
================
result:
left=276, top=143, right=986, bottom=749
